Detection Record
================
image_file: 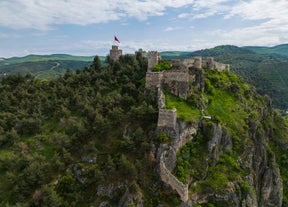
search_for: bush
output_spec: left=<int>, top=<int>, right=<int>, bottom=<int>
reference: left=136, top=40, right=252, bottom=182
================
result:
left=152, top=61, right=171, bottom=72
left=157, top=132, right=171, bottom=144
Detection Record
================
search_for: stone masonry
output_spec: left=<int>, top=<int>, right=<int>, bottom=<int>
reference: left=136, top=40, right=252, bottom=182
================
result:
left=145, top=51, right=229, bottom=99
left=148, top=51, right=161, bottom=71
left=144, top=50, right=228, bottom=203
left=110, top=45, right=122, bottom=61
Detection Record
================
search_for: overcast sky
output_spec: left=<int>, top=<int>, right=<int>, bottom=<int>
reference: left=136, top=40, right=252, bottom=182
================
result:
left=1, top=0, right=288, bottom=57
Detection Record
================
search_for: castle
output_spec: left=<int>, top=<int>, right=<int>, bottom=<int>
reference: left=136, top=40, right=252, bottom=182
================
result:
left=109, top=45, right=229, bottom=202
left=145, top=51, right=229, bottom=99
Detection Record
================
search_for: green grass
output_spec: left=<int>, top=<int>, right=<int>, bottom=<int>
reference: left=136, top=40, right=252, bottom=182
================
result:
left=206, top=88, right=248, bottom=130
left=165, top=92, right=201, bottom=122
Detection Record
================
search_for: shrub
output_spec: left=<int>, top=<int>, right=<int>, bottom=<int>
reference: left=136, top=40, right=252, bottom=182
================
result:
left=152, top=61, right=171, bottom=72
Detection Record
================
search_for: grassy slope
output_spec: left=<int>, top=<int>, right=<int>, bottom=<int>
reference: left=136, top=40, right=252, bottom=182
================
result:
left=186, top=45, right=288, bottom=110
left=165, top=92, right=201, bottom=123
left=172, top=69, right=288, bottom=206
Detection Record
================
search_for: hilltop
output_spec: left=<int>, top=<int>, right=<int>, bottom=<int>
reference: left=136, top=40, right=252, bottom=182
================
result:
left=186, top=44, right=288, bottom=110
left=0, top=48, right=287, bottom=206
left=1, top=44, right=288, bottom=110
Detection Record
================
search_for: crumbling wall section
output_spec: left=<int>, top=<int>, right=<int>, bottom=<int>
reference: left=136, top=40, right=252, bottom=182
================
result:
left=160, top=150, right=189, bottom=202
left=162, top=70, right=190, bottom=99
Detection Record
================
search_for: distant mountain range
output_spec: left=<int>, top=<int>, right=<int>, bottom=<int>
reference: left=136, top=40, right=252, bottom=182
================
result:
left=1, top=44, right=288, bottom=109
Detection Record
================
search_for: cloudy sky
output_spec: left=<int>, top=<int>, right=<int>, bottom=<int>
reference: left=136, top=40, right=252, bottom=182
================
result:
left=1, top=0, right=288, bottom=57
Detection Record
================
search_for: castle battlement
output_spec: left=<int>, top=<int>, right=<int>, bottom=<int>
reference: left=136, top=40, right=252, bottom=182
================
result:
left=145, top=51, right=230, bottom=99
left=148, top=51, right=161, bottom=71
left=109, top=45, right=122, bottom=61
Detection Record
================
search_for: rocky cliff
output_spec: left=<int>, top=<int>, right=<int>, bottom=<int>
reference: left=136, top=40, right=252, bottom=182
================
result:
left=152, top=63, right=287, bottom=206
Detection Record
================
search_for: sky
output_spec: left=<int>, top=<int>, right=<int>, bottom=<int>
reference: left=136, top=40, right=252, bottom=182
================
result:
left=1, top=0, right=288, bottom=58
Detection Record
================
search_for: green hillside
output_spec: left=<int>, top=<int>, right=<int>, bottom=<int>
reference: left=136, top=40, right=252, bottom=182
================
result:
left=0, top=60, right=92, bottom=79
left=186, top=45, right=288, bottom=110
left=0, top=54, right=287, bottom=206
left=160, top=51, right=191, bottom=59
left=1, top=54, right=96, bottom=64
left=0, top=54, right=106, bottom=79
left=244, top=44, right=288, bottom=57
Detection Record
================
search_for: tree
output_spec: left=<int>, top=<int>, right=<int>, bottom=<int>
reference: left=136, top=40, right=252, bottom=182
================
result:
left=91, top=56, right=101, bottom=71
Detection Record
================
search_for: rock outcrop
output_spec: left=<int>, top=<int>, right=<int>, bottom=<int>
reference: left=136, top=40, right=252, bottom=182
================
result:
left=190, top=120, right=283, bottom=207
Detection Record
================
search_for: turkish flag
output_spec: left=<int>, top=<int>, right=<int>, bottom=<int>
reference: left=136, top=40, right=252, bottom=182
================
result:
left=114, top=36, right=120, bottom=43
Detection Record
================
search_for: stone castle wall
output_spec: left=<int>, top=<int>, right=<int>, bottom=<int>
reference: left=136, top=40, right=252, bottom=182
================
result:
left=145, top=54, right=229, bottom=99
left=163, top=70, right=189, bottom=83
left=160, top=150, right=189, bottom=202
left=145, top=72, right=163, bottom=88
left=214, top=62, right=230, bottom=71
left=144, top=50, right=228, bottom=203
left=157, top=109, right=177, bottom=130
left=162, top=70, right=190, bottom=99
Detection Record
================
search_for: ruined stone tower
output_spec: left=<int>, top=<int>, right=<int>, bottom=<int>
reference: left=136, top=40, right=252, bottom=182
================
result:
left=193, top=56, right=202, bottom=69
left=148, top=51, right=161, bottom=71
left=110, top=45, right=122, bottom=61
left=135, top=48, right=147, bottom=58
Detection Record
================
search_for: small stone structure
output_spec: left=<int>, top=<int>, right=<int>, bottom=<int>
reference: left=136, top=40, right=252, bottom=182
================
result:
left=157, top=109, right=177, bottom=129
left=110, top=45, right=122, bottom=61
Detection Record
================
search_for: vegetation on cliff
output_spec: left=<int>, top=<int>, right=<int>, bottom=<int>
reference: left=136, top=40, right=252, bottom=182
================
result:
left=172, top=68, right=288, bottom=206
left=152, top=61, right=171, bottom=72
left=187, top=44, right=288, bottom=110
left=0, top=52, right=288, bottom=206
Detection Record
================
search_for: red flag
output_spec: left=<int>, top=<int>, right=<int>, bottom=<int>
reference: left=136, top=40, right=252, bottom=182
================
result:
left=114, top=36, right=120, bottom=43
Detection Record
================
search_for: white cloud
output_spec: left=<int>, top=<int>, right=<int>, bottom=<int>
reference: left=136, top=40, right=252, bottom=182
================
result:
left=0, top=0, right=197, bottom=30
left=178, top=13, right=191, bottom=19
left=221, top=0, right=288, bottom=46
left=227, top=0, right=288, bottom=21
left=164, top=26, right=182, bottom=32
left=175, top=0, right=232, bottom=20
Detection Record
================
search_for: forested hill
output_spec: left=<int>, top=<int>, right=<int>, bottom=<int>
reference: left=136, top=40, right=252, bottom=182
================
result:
left=0, top=54, right=160, bottom=206
left=0, top=52, right=288, bottom=206
left=0, top=54, right=100, bottom=79
left=186, top=44, right=288, bottom=110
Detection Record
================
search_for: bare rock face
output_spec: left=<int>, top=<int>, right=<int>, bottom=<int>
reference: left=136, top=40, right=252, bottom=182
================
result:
left=119, top=190, right=144, bottom=207
left=191, top=121, right=283, bottom=207
left=207, top=123, right=233, bottom=166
